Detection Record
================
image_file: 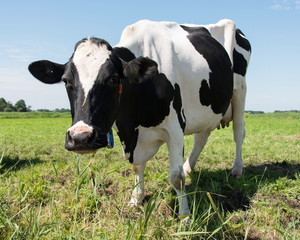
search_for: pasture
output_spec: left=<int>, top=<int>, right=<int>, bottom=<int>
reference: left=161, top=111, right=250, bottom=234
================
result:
left=0, top=112, right=299, bottom=239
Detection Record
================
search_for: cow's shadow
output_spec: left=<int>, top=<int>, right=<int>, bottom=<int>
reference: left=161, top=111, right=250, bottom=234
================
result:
left=182, top=160, right=300, bottom=213
left=143, top=160, right=299, bottom=216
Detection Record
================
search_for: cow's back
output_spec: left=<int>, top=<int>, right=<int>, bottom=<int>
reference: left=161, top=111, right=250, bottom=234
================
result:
left=178, top=19, right=251, bottom=88
left=117, top=20, right=244, bottom=134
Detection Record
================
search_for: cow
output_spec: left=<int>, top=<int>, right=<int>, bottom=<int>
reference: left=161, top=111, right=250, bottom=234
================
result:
left=28, top=19, right=251, bottom=217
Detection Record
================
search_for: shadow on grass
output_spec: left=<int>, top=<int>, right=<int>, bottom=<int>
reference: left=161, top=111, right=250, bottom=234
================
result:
left=0, top=156, right=45, bottom=174
left=140, top=160, right=299, bottom=217
left=185, top=160, right=300, bottom=213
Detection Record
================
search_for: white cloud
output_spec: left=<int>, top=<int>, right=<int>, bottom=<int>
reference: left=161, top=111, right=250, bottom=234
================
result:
left=7, top=54, right=34, bottom=63
left=271, top=0, right=300, bottom=10
left=0, top=45, right=35, bottom=63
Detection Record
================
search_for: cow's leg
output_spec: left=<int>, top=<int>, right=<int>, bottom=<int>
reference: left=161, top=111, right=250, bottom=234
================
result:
left=129, top=162, right=146, bottom=206
left=167, top=135, right=190, bottom=217
left=231, top=75, right=246, bottom=177
left=183, top=131, right=211, bottom=177
left=128, top=129, right=162, bottom=207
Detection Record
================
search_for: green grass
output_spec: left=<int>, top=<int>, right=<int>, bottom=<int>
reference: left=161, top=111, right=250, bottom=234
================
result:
left=0, top=112, right=299, bottom=239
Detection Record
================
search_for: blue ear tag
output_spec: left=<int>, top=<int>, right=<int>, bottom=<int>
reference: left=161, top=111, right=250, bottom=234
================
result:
left=107, top=129, right=114, bottom=148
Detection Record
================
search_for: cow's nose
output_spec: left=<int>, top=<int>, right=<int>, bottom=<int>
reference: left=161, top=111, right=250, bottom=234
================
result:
left=65, top=125, right=97, bottom=153
left=68, top=126, right=94, bottom=144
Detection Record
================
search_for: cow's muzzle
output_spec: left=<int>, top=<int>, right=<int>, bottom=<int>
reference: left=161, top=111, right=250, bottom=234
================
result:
left=65, top=125, right=107, bottom=154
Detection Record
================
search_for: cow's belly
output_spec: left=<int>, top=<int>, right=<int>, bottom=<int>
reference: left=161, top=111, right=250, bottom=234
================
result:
left=177, top=75, right=225, bottom=135
left=183, top=105, right=223, bottom=135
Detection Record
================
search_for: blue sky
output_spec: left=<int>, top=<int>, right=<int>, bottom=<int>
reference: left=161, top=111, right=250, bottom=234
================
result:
left=0, top=0, right=299, bottom=112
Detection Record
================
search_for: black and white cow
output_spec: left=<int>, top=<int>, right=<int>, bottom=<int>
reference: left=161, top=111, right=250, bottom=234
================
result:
left=28, top=19, right=251, bottom=217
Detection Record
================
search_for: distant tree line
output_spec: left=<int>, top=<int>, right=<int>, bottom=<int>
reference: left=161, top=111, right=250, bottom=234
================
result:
left=245, top=110, right=265, bottom=114
left=274, top=110, right=299, bottom=113
left=246, top=110, right=300, bottom=114
left=0, top=98, right=70, bottom=112
left=0, top=98, right=31, bottom=112
left=36, top=108, right=70, bottom=113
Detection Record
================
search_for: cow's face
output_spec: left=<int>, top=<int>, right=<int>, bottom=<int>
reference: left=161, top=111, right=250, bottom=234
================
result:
left=29, top=38, right=123, bottom=154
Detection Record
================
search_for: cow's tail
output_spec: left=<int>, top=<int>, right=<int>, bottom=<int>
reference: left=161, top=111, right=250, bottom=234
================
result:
left=233, top=29, right=251, bottom=77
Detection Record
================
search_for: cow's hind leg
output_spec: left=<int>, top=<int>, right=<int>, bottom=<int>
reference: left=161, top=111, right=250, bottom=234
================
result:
left=183, top=131, right=211, bottom=177
left=231, top=75, right=246, bottom=177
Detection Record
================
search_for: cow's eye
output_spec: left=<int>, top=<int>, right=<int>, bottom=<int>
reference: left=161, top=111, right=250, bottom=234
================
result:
left=67, top=84, right=74, bottom=91
left=110, top=77, right=118, bottom=85
left=62, top=78, right=75, bottom=91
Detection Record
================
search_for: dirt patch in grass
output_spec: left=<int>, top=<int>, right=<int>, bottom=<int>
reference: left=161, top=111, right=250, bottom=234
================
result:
left=272, top=134, right=300, bottom=139
left=41, top=175, right=54, bottom=182
left=121, top=169, right=132, bottom=177
left=97, top=178, right=119, bottom=199
left=246, top=227, right=282, bottom=240
left=245, top=193, right=300, bottom=239
left=58, top=171, right=73, bottom=186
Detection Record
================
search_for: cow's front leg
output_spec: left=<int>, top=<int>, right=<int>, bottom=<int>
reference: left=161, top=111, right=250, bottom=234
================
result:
left=129, top=162, right=146, bottom=206
left=168, top=136, right=191, bottom=217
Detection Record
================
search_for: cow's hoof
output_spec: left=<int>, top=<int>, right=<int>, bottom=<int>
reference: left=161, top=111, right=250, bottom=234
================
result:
left=183, top=162, right=192, bottom=177
left=181, top=215, right=192, bottom=226
left=128, top=198, right=138, bottom=207
left=128, top=196, right=145, bottom=207
left=184, top=170, right=191, bottom=178
left=231, top=168, right=243, bottom=178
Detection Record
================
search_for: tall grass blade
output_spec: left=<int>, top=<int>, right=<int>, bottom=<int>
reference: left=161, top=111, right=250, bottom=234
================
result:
left=206, top=192, right=236, bottom=239
left=258, top=166, right=267, bottom=189
left=137, top=192, right=161, bottom=239
left=206, top=192, right=224, bottom=223
left=273, top=227, right=284, bottom=237
left=1, top=160, right=21, bottom=177
left=207, top=225, right=223, bottom=239
left=77, top=155, right=81, bottom=175
left=0, top=147, right=5, bottom=166
left=10, top=204, right=30, bottom=222
left=19, top=190, right=29, bottom=205
left=51, top=158, right=58, bottom=177
left=79, top=161, right=90, bottom=178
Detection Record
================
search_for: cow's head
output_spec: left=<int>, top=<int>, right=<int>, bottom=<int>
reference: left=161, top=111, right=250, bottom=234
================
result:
left=29, top=38, right=124, bottom=154
left=29, top=37, right=161, bottom=155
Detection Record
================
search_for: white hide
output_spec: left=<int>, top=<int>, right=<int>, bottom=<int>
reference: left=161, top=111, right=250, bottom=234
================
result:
left=73, top=39, right=111, bottom=98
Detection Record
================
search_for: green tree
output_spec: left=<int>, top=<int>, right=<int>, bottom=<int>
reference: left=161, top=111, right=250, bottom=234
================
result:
left=4, top=102, right=16, bottom=112
left=0, top=98, right=7, bottom=111
left=15, top=99, right=28, bottom=112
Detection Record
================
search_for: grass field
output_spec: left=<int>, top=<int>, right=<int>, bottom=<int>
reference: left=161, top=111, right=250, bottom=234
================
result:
left=0, top=112, right=299, bottom=239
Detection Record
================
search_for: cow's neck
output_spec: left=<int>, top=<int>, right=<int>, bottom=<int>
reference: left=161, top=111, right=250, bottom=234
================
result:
left=114, top=76, right=174, bottom=162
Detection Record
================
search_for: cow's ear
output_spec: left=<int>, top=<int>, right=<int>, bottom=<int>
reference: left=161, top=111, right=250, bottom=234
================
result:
left=123, top=57, right=158, bottom=83
left=28, top=60, right=64, bottom=84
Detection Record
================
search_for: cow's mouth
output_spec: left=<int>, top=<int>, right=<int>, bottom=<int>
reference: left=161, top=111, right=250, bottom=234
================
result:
left=74, top=149, right=98, bottom=155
